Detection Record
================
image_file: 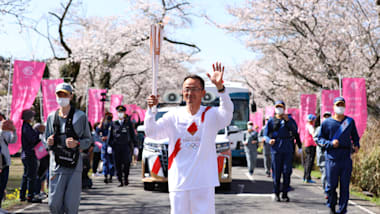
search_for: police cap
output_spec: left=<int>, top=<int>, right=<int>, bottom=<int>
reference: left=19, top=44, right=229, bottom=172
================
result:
left=116, top=105, right=126, bottom=112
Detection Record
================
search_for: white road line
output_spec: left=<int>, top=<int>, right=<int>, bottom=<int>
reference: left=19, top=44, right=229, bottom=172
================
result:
left=292, top=169, right=376, bottom=214
left=348, top=200, right=376, bottom=214
left=13, top=203, right=37, bottom=213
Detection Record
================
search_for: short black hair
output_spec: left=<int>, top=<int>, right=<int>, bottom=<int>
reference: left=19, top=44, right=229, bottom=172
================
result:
left=183, top=75, right=205, bottom=90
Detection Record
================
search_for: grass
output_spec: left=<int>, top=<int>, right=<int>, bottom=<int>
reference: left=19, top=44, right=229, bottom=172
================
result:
left=2, top=157, right=24, bottom=210
left=293, top=162, right=322, bottom=180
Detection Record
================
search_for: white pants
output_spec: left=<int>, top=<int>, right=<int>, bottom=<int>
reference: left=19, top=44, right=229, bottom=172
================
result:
left=169, top=187, right=215, bottom=214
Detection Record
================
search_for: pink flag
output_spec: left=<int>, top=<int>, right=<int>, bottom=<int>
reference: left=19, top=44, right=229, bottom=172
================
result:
left=254, top=108, right=264, bottom=132
left=265, top=106, right=275, bottom=119
left=9, top=60, right=46, bottom=154
left=321, top=90, right=340, bottom=122
left=126, top=104, right=141, bottom=123
left=41, top=79, right=64, bottom=122
left=342, top=78, right=367, bottom=137
left=110, top=94, right=123, bottom=120
left=249, top=113, right=255, bottom=122
left=87, top=89, right=107, bottom=127
left=299, top=94, right=317, bottom=142
left=287, top=108, right=300, bottom=129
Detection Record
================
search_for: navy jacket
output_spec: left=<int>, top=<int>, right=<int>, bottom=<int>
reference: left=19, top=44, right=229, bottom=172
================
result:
left=317, top=116, right=360, bottom=161
left=21, top=122, right=41, bottom=158
left=264, top=115, right=298, bottom=154
left=108, top=119, right=137, bottom=150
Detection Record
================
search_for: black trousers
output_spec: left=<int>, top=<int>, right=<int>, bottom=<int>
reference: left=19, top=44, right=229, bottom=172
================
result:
left=304, top=146, right=316, bottom=180
left=113, top=145, right=131, bottom=183
left=92, top=152, right=101, bottom=174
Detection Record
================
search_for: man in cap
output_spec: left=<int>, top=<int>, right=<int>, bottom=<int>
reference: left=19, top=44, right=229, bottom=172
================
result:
left=20, top=109, right=45, bottom=203
left=44, top=82, right=91, bottom=214
left=318, top=97, right=359, bottom=214
left=108, top=105, right=138, bottom=187
left=264, top=100, right=299, bottom=202
left=303, top=114, right=317, bottom=183
left=314, top=111, right=331, bottom=196
left=243, top=121, right=259, bottom=176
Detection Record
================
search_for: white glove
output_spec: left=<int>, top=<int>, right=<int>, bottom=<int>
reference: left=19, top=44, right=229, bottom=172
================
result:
left=298, top=148, right=303, bottom=154
left=107, top=146, right=113, bottom=154
left=134, top=147, right=139, bottom=156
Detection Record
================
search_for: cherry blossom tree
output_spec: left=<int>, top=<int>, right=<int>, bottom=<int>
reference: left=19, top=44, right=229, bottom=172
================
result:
left=218, top=0, right=380, bottom=115
left=39, top=0, right=199, bottom=109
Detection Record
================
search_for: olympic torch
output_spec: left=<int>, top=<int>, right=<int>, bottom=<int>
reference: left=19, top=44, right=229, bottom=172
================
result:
left=150, top=23, right=164, bottom=112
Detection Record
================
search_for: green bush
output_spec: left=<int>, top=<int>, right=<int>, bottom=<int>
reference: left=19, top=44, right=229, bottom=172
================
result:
left=351, top=119, right=380, bottom=196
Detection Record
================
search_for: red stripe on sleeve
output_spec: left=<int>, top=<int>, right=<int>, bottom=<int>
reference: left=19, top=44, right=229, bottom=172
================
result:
left=201, top=106, right=212, bottom=123
left=168, top=138, right=181, bottom=170
left=151, top=156, right=161, bottom=175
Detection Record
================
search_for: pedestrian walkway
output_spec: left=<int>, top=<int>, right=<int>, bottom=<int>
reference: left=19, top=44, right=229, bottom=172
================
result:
left=8, top=155, right=380, bottom=214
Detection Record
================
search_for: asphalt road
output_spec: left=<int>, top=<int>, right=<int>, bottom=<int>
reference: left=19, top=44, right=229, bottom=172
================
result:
left=8, top=155, right=380, bottom=214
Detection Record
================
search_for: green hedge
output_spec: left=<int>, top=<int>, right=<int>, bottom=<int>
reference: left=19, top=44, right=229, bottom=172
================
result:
left=351, top=119, right=380, bottom=196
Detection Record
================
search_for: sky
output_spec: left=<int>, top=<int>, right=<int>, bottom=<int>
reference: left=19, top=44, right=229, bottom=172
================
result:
left=0, top=0, right=256, bottom=74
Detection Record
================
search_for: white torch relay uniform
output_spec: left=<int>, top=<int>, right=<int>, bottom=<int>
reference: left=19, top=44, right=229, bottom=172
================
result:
left=145, top=89, right=233, bottom=214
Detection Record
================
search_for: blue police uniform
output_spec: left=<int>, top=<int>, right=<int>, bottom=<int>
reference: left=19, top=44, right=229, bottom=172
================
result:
left=96, top=123, right=115, bottom=183
left=109, top=116, right=138, bottom=186
left=264, top=114, right=298, bottom=199
left=318, top=116, right=359, bottom=214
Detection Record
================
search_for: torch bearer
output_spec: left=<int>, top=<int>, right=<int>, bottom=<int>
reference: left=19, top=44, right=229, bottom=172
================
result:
left=150, top=23, right=164, bottom=112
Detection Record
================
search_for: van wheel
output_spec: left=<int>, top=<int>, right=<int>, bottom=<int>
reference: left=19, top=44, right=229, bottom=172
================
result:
left=144, top=182, right=155, bottom=191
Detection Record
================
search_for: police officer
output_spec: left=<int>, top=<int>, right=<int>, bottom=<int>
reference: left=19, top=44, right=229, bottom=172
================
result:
left=318, top=97, right=359, bottom=214
left=108, top=105, right=138, bottom=187
left=264, top=100, right=298, bottom=202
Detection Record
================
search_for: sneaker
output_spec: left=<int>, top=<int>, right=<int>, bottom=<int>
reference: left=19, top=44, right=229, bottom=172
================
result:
left=306, top=179, right=316, bottom=183
left=27, top=197, right=42, bottom=203
left=274, top=194, right=281, bottom=202
left=104, top=178, right=109, bottom=184
left=281, top=193, right=290, bottom=202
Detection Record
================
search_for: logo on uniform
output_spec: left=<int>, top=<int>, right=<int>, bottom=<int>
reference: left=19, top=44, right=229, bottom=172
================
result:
left=187, top=122, right=198, bottom=136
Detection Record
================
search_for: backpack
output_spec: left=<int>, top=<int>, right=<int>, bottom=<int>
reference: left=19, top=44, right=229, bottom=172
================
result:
left=52, top=106, right=80, bottom=168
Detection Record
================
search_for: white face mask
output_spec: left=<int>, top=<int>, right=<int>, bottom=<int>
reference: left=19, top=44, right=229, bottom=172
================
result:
left=118, top=113, right=125, bottom=119
left=275, top=107, right=284, bottom=115
left=56, top=97, right=70, bottom=107
left=334, top=106, right=345, bottom=115
left=247, top=125, right=253, bottom=130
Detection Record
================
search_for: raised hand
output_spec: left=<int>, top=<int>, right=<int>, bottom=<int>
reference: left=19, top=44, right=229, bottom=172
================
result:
left=147, top=95, right=160, bottom=108
left=207, top=62, right=225, bottom=90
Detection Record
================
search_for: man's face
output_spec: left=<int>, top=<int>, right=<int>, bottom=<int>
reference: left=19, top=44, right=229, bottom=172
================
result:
left=182, top=78, right=205, bottom=106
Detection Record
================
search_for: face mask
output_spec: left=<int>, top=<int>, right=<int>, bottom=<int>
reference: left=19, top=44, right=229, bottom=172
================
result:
left=118, top=113, right=124, bottom=119
left=334, top=106, right=345, bottom=115
left=56, top=97, right=70, bottom=107
left=275, top=107, right=284, bottom=115
left=247, top=125, right=253, bottom=130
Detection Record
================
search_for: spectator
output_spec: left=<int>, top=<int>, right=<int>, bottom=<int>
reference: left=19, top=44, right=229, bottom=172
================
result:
left=259, top=117, right=271, bottom=177
left=0, top=115, right=17, bottom=208
left=20, top=109, right=44, bottom=203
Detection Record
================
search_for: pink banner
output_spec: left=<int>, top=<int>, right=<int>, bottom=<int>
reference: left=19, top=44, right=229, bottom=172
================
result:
left=110, top=94, right=123, bottom=120
left=254, top=108, right=264, bottom=131
left=342, top=78, right=367, bottom=137
left=287, top=108, right=300, bottom=129
left=321, top=90, right=340, bottom=122
left=265, top=106, right=275, bottom=119
left=9, top=60, right=46, bottom=154
left=299, top=94, right=317, bottom=142
left=41, top=79, right=64, bottom=122
left=125, top=104, right=142, bottom=123
left=87, top=89, right=107, bottom=127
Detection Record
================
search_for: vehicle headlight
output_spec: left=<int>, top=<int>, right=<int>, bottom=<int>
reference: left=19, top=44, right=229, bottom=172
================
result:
left=216, top=142, right=230, bottom=152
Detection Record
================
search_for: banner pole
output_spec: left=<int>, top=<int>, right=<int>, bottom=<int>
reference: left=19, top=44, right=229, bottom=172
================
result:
left=339, top=74, right=342, bottom=97
left=6, top=57, right=13, bottom=118
left=39, top=88, right=44, bottom=122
